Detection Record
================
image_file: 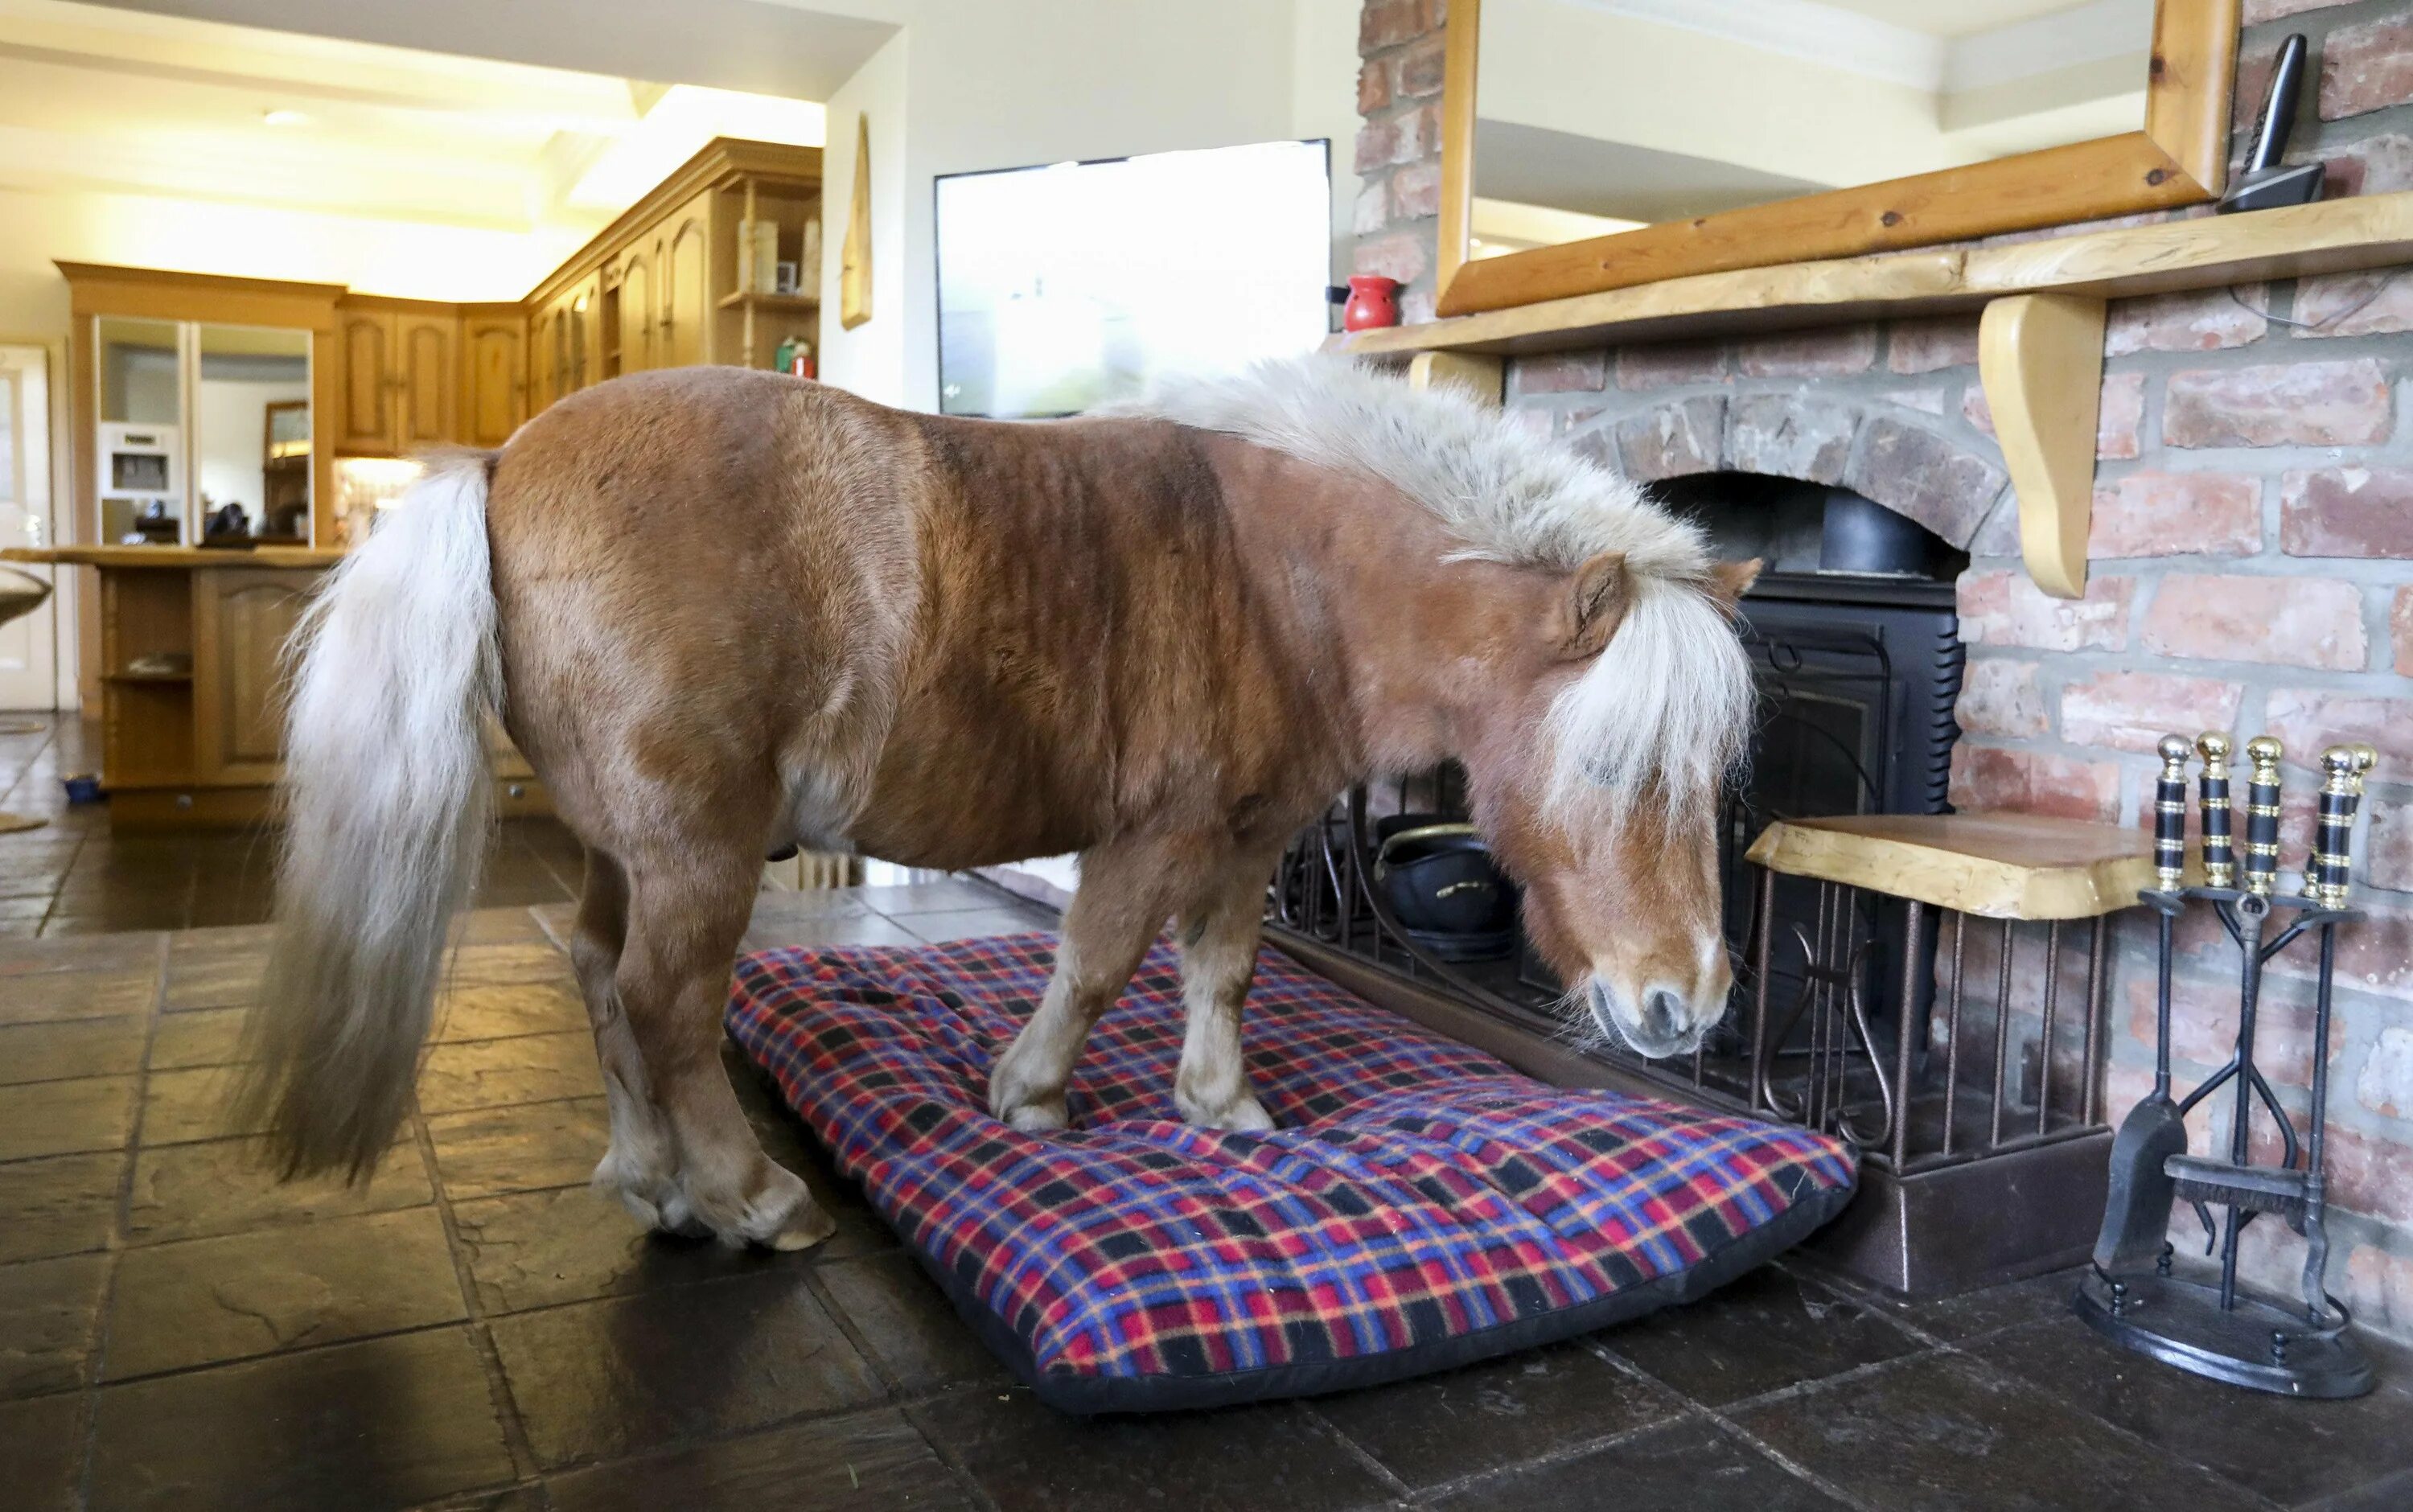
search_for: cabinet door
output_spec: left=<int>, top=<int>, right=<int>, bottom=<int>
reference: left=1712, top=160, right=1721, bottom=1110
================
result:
left=662, top=215, right=709, bottom=368
left=548, top=302, right=573, bottom=403
left=335, top=310, right=396, bottom=454
left=617, top=251, right=653, bottom=373
left=193, top=569, right=314, bottom=784
left=461, top=318, right=526, bottom=446
left=529, top=310, right=554, bottom=413
left=396, top=314, right=456, bottom=449
left=571, top=276, right=598, bottom=390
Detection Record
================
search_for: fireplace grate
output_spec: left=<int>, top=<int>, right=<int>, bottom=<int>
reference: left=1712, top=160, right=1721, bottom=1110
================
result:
left=1262, top=569, right=2107, bottom=1181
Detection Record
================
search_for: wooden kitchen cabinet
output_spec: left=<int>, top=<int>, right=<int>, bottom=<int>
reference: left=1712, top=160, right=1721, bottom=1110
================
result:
left=397, top=312, right=455, bottom=448
left=534, top=277, right=601, bottom=404
left=459, top=307, right=527, bottom=447
left=525, top=141, right=820, bottom=384
left=335, top=304, right=394, bottom=454
left=40, top=139, right=821, bottom=832
left=615, top=247, right=655, bottom=374
left=2, top=546, right=555, bottom=828
left=334, top=298, right=457, bottom=455
left=193, top=566, right=313, bottom=785
left=659, top=194, right=713, bottom=369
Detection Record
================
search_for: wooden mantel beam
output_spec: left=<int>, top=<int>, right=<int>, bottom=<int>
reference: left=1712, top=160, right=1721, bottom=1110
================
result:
left=1332, top=191, right=2413, bottom=361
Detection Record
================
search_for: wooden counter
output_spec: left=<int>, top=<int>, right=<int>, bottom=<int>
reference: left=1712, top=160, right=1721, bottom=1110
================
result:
left=16, top=545, right=348, bottom=571
left=6, top=546, right=545, bottom=829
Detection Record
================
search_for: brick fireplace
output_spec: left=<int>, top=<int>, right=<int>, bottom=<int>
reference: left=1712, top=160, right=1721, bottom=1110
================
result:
left=1355, top=0, right=2413, bottom=1331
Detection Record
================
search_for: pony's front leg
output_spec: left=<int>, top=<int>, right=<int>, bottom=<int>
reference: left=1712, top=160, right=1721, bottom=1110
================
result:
left=1171, top=857, right=1280, bottom=1132
left=988, top=842, right=1177, bottom=1132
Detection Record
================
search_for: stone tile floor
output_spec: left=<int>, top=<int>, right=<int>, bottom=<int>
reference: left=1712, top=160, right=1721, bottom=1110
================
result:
left=0, top=717, right=586, bottom=935
left=3, top=714, right=2411, bottom=1510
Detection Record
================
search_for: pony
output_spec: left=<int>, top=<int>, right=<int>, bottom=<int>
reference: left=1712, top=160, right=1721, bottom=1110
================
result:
left=237, top=355, right=1760, bottom=1251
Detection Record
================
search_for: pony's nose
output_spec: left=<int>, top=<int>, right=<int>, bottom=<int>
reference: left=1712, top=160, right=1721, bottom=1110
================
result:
left=1640, top=988, right=1685, bottom=1043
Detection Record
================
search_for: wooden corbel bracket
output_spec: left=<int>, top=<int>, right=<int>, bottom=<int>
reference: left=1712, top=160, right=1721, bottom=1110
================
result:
left=1978, top=292, right=2108, bottom=600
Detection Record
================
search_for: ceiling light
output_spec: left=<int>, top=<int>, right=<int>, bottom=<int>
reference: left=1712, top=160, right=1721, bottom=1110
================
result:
left=261, top=109, right=308, bottom=127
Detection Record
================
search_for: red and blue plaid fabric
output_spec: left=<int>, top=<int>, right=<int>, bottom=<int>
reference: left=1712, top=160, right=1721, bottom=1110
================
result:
left=726, top=932, right=1856, bottom=1412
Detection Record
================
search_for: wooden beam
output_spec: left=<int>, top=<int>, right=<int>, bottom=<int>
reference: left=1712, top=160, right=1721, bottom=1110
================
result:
left=1340, top=191, right=2413, bottom=360
left=1441, top=134, right=2202, bottom=316
left=1979, top=294, right=2108, bottom=601
left=2147, top=0, right=2242, bottom=199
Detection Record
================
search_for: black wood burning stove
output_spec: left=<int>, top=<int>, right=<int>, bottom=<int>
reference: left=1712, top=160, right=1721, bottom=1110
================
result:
left=1722, top=571, right=1963, bottom=1105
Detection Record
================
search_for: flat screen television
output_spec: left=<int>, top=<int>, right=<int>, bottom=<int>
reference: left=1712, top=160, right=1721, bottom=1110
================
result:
left=936, top=138, right=1332, bottom=418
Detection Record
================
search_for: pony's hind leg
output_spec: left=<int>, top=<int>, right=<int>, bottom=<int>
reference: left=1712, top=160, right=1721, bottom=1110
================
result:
left=989, top=840, right=1181, bottom=1132
left=1172, top=851, right=1281, bottom=1132
left=569, top=848, right=680, bottom=1228
left=597, top=846, right=835, bottom=1250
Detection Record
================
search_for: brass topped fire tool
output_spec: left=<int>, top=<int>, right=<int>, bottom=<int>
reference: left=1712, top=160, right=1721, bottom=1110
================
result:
left=2076, top=733, right=2377, bottom=1398
left=2089, top=736, right=2197, bottom=1279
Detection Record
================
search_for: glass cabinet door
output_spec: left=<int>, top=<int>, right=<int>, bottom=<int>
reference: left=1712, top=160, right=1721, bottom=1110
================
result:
left=195, top=325, right=311, bottom=544
left=93, top=318, right=313, bottom=548
left=95, top=316, right=183, bottom=544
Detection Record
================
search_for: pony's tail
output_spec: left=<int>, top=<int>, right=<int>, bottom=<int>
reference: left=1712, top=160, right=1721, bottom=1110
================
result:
left=236, top=452, right=504, bottom=1181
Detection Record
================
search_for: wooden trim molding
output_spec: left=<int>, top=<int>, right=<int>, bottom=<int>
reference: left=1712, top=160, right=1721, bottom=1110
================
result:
left=1433, top=0, right=2241, bottom=318
left=1979, top=294, right=2109, bottom=601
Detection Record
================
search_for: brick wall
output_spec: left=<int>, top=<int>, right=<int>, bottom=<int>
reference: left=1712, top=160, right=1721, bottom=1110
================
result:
left=1352, top=0, right=1449, bottom=325
left=1356, top=0, right=2413, bottom=1329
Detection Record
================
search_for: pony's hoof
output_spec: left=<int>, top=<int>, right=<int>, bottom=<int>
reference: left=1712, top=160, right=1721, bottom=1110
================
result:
left=737, top=1162, right=835, bottom=1251
left=1001, top=1099, right=1069, bottom=1132
left=766, top=1201, right=838, bottom=1251
left=1178, top=1092, right=1275, bottom=1133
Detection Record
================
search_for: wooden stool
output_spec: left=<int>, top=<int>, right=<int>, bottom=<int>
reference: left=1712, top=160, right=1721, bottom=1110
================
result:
left=0, top=566, right=51, bottom=833
left=1744, top=811, right=2155, bottom=1293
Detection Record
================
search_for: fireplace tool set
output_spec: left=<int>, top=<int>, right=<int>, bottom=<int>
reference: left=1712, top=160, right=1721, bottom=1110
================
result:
left=2075, top=732, right=2378, bottom=1397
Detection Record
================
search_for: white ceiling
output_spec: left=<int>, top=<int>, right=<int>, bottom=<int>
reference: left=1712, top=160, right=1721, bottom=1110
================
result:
left=75, top=0, right=897, bottom=102
left=1475, top=119, right=1827, bottom=224
left=1576, top=0, right=2152, bottom=90
left=0, top=0, right=845, bottom=232
left=1815, top=0, right=2095, bottom=39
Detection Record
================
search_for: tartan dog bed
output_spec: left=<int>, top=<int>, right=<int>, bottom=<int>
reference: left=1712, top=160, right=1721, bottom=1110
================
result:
left=725, top=932, right=1856, bottom=1413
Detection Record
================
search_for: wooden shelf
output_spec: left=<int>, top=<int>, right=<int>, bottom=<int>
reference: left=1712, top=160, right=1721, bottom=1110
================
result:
left=104, top=670, right=192, bottom=684
left=717, top=290, right=818, bottom=312
left=1334, top=192, right=2413, bottom=359
left=1746, top=812, right=2156, bottom=922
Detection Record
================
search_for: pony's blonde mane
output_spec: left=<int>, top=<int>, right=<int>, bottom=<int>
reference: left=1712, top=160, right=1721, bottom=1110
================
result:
left=1120, top=355, right=1757, bottom=824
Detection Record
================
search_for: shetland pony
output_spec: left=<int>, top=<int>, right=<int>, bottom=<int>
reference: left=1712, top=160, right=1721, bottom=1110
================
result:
left=239, top=357, right=1759, bottom=1251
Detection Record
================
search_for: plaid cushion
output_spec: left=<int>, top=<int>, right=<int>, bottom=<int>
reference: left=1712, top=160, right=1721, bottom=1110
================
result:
left=726, top=932, right=1856, bottom=1413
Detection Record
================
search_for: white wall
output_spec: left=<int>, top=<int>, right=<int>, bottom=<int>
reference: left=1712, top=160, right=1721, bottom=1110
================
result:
left=818, top=28, right=911, bottom=403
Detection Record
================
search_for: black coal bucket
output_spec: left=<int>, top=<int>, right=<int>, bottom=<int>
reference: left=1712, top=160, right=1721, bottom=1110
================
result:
left=1373, top=816, right=1519, bottom=961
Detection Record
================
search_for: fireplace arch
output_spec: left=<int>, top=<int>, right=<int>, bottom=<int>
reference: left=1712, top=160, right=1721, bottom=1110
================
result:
left=1566, top=392, right=2014, bottom=552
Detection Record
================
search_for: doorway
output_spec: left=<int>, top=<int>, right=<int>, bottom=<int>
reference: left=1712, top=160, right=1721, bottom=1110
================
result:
left=0, top=343, right=60, bottom=712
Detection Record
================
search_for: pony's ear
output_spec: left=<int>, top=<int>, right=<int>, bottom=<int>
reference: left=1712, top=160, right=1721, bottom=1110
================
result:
left=1556, top=551, right=1630, bottom=659
left=1704, top=557, right=1762, bottom=618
